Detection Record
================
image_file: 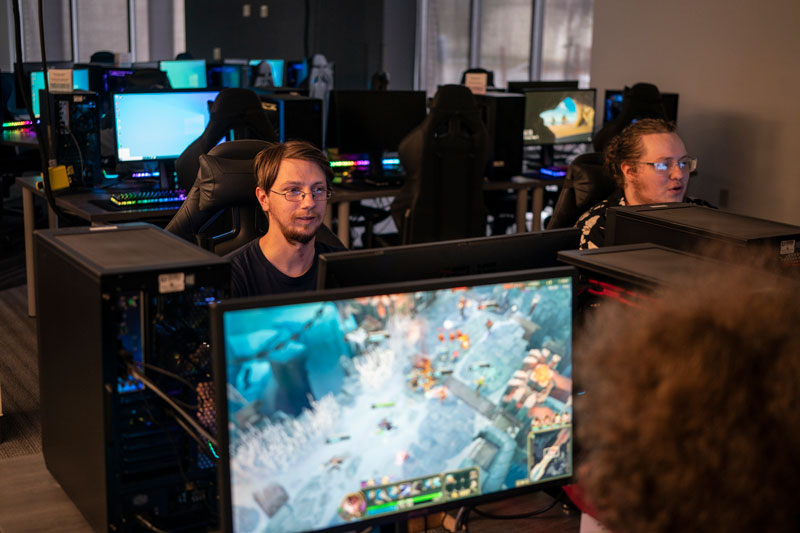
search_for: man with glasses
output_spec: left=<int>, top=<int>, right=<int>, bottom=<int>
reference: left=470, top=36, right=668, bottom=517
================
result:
left=227, top=140, right=343, bottom=297
left=576, top=118, right=708, bottom=249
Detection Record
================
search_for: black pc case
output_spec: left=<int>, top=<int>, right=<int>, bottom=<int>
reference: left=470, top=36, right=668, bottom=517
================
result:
left=476, top=92, right=524, bottom=179
left=260, top=93, right=323, bottom=149
left=606, top=203, right=800, bottom=268
left=34, top=223, right=230, bottom=532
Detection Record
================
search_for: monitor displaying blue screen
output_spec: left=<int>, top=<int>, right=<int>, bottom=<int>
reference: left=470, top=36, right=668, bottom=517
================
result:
left=159, top=59, right=208, bottom=89
left=208, top=64, right=243, bottom=88
left=249, top=59, right=284, bottom=87
left=113, top=90, right=218, bottom=161
left=213, top=268, right=574, bottom=533
left=30, top=69, right=90, bottom=117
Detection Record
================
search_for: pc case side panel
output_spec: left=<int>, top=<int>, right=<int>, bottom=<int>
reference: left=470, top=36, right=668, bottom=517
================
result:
left=35, top=233, right=109, bottom=532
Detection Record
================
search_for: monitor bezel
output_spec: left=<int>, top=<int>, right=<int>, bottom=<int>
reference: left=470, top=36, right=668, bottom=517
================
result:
left=523, top=88, right=597, bottom=146
left=211, top=265, right=577, bottom=533
left=317, top=228, right=580, bottom=290
left=111, top=88, right=220, bottom=162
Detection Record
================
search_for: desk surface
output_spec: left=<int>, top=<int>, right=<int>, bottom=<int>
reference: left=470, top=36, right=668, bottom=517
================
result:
left=16, top=175, right=180, bottom=224
left=1, top=126, right=39, bottom=147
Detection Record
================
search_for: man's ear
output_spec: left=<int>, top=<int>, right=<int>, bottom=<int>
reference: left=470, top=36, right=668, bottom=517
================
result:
left=255, top=187, right=269, bottom=213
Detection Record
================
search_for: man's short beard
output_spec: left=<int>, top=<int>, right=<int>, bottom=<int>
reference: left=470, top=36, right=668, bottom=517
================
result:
left=270, top=213, right=317, bottom=245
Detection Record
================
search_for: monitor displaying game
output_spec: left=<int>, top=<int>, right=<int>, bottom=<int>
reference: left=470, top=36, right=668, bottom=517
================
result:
left=318, top=228, right=579, bottom=289
left=30, top=69, right=90, bottom=117
left=523, top=88, right=595, bottom=146
left=212, top=268, right=575, bottom=533
left=113, top=90, right=219, bottom=161
left=159, top=59, right=208, bottom=89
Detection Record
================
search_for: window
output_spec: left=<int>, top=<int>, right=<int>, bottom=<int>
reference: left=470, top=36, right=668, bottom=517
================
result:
left=417, top=0, right=593, bottom=94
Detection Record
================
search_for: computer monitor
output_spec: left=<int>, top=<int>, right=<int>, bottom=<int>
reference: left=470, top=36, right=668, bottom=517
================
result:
left=523, top=88, right=595, bottom=167
left=326, top=90, right=427, bottom=164
left=112, top=90, right=219, bottom=162
left=249, top=59, right=285, bottom=87
left=285, top=59, right=309, bottom=88
left=507, top=80, right=579, bottom=93
left=318, top=228, right=579, bottom=289
left=603, top=89, right=679, bottom=125
left=159, top=59, right=208, bottom=89
left=30, top=69, right=90, bottom=117
left=212, top=267, right=575, bottom=533
left=208, top=63, right=244, bottom=88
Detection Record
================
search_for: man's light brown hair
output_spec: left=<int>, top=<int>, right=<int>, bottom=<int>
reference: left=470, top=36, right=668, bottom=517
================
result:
left=604, top=118, right=677, bottom=188
left=253, top=140, right=334, bottom=192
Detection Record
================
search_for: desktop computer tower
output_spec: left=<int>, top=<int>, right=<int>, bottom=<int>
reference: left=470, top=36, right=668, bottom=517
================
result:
left=475, top=92, right=524, bottom=179
left=39, top=90, right=103, bottom=187
left=260, top=93, right=323, bottom=149
left=35, top=223, right=230, bottom=532
left=606, top=203, right=800, bottom=269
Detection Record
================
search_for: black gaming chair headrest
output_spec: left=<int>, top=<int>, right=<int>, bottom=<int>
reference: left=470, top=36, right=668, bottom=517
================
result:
left=429, top=84, right=480, bottom=114
left=195, top=139, right=272, bottom=212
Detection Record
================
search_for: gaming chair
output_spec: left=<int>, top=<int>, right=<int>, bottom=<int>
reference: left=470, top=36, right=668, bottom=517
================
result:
left=392, top=84, right=490, bottom=244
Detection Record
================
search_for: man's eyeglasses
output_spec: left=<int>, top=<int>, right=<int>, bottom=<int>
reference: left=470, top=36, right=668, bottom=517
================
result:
left=636, top=156, right=697, bottom=175
left=270, top=186, right=333, bottom=202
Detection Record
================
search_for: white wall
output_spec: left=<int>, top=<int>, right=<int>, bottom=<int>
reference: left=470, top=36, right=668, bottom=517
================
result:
left=591, top=0, right=800, bottom=225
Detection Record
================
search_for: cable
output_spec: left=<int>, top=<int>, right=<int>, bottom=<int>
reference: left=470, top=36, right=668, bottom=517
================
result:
left=134, top=513, right=168, bottom=533
left=143, top=362, right=202, bottom=393
left=469, top=490, right=562, bottom=521
left=127, top=363, right=218, bottom=449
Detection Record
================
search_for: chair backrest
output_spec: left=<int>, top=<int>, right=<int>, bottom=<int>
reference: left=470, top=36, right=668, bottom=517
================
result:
left=174, top=88, right=278, bottom=190
left=165, top=139, right=344, bottom=255
left=547, top=152, right=618, bottom=229
left=394, top=84, right=490, bottom=244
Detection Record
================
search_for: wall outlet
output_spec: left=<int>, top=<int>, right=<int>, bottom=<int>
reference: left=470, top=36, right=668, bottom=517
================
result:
left=242, top=4, right=251, bottom=17
left=213, top=47, right=222, bottom=60
left=260, top=4, right=269, bottom=18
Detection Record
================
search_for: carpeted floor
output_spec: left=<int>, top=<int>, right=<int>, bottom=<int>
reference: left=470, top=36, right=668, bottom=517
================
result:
left=0, top=284, right=41, bottom=459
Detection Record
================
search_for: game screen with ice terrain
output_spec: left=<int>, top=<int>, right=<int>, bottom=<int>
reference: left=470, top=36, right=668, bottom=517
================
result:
left=221, top=275, right=573, bottom=533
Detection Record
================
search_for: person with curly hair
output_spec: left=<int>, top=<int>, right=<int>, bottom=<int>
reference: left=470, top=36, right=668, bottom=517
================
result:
left=575, top=118, right=709, bottom=249
left=575, top=265, right=800, bottom=532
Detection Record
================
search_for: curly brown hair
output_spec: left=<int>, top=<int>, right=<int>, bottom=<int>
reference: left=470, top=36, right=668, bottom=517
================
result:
left=253, top=139, right=333, bottom=192
left=575, top=265, right=800, bottom=532
left=604, top=118, right=676, bottom=188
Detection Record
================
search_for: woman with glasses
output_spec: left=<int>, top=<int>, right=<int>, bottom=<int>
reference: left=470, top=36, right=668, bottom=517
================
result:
left=575, top=118, right=709, bottom=250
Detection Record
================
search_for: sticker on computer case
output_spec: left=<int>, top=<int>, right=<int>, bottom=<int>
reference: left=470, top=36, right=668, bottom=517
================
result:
left=158, top=272, right=185, bottom=293
left=780, top=240, right=796, bottom=255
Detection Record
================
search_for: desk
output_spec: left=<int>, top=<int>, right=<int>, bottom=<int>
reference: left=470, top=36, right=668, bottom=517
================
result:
left=1, top=126, right=39, bottom=147
left=16, top=176, right=181, bottom=317
left=326, top=177, right=562, bottom=248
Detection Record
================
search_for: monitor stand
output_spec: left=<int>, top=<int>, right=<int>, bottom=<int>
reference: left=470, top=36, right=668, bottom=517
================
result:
left=159, top=159, right=176, bottom=190
left=378, top=520, right=408, bottom=533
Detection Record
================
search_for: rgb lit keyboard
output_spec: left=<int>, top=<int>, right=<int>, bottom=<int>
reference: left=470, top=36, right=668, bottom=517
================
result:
left=110, top=188, right=187, bottom=207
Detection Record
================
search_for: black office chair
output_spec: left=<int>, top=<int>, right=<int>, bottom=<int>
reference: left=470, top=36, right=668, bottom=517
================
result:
left=547, top=152, right=617, bottom=229
left=593, top=82, right=667, bottom=152
left=166, top=139, right=344, bottom=256
left=175, top=88, right=278, bottom=191
left=392, top=84, right=490, bottom=244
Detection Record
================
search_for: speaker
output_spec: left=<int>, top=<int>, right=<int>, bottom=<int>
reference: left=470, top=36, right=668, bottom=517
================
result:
left=475, top=92, right=524, bottom=179
left=35, top=223, right=230, bottom=532
left=260, top=93, right=323, bottom=149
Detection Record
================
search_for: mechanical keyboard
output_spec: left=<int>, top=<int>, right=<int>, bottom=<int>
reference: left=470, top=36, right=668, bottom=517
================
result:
left=109, top=188, right=187, bottom=207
